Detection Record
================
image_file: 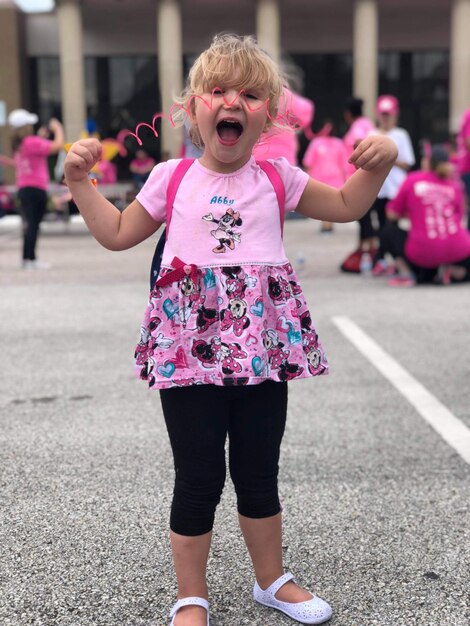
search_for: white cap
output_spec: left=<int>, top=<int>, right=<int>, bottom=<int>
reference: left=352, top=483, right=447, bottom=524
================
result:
left=8, top=109, right=39, bottom=128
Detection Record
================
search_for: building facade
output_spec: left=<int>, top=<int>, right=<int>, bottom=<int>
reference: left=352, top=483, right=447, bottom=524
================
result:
left=1, top=0, right=470, bottom=175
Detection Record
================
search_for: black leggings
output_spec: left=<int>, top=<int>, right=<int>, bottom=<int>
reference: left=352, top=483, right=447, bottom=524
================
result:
left=359, top=196, right=388, bottom=241
left=18, top=187, right=47, bottom=261
left=160, top=381, right=287, bottom=536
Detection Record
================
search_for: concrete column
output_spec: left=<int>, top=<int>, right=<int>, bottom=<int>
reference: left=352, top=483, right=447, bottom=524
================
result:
left=57, top=0, right=86, bottom=142
left=0, top=2, right=23, bottom=183
left=157, top=0, right=183, bottom=158
left=256, top=0, right=281, bottom=62
left=450, top=0, right=470, bottom=132
left=353, top=0, right=378, bottom=120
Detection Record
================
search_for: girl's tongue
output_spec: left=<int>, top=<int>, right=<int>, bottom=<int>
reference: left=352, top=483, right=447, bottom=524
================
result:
left=217, top=120, right=243, bottom=143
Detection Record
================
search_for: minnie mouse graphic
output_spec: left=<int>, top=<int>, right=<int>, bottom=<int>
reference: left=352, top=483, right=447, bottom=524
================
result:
left=179, top=274, right=201, bottom=304
left=268, top=275, right=292, bottom=305
left=135, top=324, right=174, bottom=367
left=221, top=266, right=257, bottom=298
left=214, top=340, right=248, bottom=375
left=262, top=328, right=290, bottom=372
left=220, top=297, right=251, bottom=337
left=202, top=207, right=242, bottom=253
left=191, top=338, right=219, bottom=368
left=196, top=302, right=220, bottom=334
left=192, top=337, right=247, bottom=374
left=278, top=361, right=304, bottom=382
left=302, top=329, right=326, bottom=375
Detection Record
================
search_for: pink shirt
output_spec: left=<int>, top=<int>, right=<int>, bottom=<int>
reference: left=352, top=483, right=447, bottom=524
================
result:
left=343, top=116, right=374, bottom=178
left=387, top=171, right=470, bottom=267
left=96, top=160, right=117, bottom=184
left=130, top=156, right=156, bottom=174
left=134, top=156, right=328, bottom=389
left=457, top=109, right=470, bottom=174
left=302, top=136, right=348, bottom=188
left=137, top=157, right=309, bottom=267
left=252, top=90, right=314, bottom=166
left=14, top=136, right=52, bottom=190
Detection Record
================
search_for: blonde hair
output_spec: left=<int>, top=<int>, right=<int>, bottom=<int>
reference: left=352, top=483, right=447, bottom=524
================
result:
left=174, top=34, right=287, bottom=148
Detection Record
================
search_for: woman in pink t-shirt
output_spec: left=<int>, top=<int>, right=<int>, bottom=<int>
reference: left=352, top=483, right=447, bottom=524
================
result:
left=383, top=144, right=470, bottom=286
left=457, top=108, right=470, bottom=228
left=252, top=89, right=314, bottom=165
left=303, top=121, right=348, bottom=232
left=340, top=97, right=375, bottom=272
left=8, top=109, right=64, bottom=269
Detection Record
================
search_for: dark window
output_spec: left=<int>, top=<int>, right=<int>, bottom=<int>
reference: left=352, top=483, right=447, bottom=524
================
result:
left=30, top=55, right=161, bottom=169
left=291, top=53, right=353, bottom=136
left=379, top=50, right=449, bottom=158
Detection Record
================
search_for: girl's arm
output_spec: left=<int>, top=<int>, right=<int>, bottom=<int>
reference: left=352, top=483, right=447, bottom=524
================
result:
left=64, top=138, right=161, bottom=251
left=296, top=135, right=398, bottom=222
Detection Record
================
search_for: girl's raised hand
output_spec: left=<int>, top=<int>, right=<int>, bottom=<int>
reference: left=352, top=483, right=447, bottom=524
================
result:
left=349, top=135, right=398, bottom=171
left=64, top=138, right=102, bottom=183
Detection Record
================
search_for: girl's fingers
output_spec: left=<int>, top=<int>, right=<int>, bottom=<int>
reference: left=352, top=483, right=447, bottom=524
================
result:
left=354, top=147, right=378, bottom=169
left=69, top=141, right=100, bottom=170
left=360, top=155, right=382, bottom=170
left=350, top=136, right=397, bottom=170
left=68, top=153, right=91, bottom=171
left=64, top=138, right=103, bottom=182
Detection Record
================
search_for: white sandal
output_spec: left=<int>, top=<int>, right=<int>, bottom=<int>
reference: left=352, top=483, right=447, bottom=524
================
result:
left=253, top=572, right=332, bottom=624
left=169, top=596, right=210, bottom=626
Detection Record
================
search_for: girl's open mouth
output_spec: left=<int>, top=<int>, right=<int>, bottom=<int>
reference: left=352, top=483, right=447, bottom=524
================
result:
left=216, top=119, right=243, bottom=145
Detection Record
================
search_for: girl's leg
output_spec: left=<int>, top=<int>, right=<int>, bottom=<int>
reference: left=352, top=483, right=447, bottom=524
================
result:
left=170, top=530, right=212, bottom=599
left=160, top=386, right=230, bottom=624
left=229, top=382, right=312, bottom=602
left=238, top=513, right=312, bottom=602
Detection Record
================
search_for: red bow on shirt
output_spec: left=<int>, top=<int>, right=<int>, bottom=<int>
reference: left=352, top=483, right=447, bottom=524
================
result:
left=155, top=257, right=198, bottom=287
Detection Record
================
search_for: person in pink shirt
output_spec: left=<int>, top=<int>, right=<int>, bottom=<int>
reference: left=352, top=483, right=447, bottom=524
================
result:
left=456, top=108, right=470, bottom=228
left=8, top=109, right=64, bottom=269
left=343, top=97, right=375, bottom=180
left=303, top=120, right=348, bottom=232
left=129, top=148, right=156, bottom=189
left=94, top=158, right=118, bottom=184
left=63, top=34, right=397, bottom=626
left=383, top=144, right=470, bottom=286
left=340, top=97, right=375, bottom=272
left=252, top=88, right=314, bottom=165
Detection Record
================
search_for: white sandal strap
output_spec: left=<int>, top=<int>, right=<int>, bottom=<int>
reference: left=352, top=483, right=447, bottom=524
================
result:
left=263, top=572, right=295, bottom=597
left=170, top=596, right=209, bottom=618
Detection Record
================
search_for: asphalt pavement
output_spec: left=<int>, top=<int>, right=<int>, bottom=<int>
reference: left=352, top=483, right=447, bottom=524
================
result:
left=1, top=214, right=469, bottom=626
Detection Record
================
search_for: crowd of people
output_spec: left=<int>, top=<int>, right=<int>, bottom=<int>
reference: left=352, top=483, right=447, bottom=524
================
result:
left=337, top=95, right=470, bottom=286
left=2, top=80, right=470, bottom=285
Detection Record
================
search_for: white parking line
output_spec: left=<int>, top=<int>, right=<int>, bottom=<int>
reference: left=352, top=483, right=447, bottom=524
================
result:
left=332, top=316, right=470, bottom=465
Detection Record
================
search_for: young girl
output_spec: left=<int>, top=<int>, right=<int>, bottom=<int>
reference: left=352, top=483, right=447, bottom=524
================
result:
left=64, top=34, right=397, bottom=626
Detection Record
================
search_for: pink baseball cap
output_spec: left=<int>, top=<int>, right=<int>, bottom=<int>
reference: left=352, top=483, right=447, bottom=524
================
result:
left=376, top=95, right=399, bottom=116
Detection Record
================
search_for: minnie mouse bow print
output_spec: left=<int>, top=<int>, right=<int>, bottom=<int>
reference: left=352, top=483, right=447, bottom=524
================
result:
left=202, top=206, right=243, bottom=253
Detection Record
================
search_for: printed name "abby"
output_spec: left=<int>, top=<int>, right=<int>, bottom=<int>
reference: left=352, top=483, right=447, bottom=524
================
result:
left=210, top=196, right=235, bottom=205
